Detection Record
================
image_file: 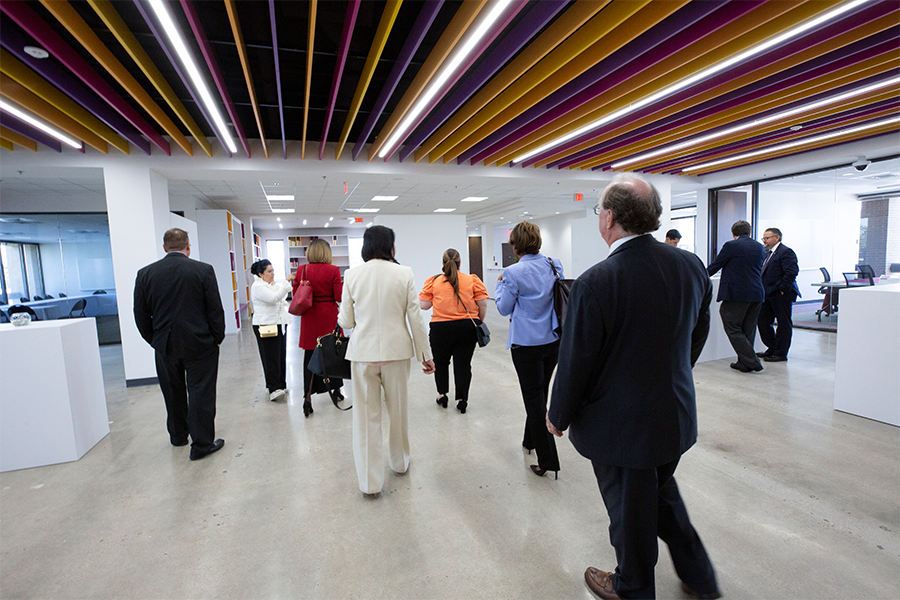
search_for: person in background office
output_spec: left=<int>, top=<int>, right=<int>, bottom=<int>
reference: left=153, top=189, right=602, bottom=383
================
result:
left=296, top=238, right=344, bottom=418
left=665, top=229, right=682, bottom=247
left=338, top=226, right=434, bottom=497
left=757, top=227, right=800, bottom=362
left=706, top=220, right=766, bottom=373
left=249, top=259, right=294, bottom=401
left=419, top=248, right=489, bottom=414
left=496, top=221, right=563, bottom=479
left=133, top=228, right=226, bottom=461
left=547, top=176, right=719, bottom=600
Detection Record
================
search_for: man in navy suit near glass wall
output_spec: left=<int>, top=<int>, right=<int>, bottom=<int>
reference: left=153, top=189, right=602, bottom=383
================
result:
left=757, top=228, right=800, bottom=362
left=707, top=220, right=766, bottom=373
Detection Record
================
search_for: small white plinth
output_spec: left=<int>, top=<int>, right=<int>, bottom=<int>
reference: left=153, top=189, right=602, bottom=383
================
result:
left=0, top=319, right=110, bottom=472
left=834, top=284, right=900, bottom=426
left=698, top=277, right=767, bottom=364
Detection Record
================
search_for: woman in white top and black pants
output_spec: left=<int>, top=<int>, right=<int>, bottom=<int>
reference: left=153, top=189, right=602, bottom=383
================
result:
left=249, top=259, right=294, bottom=401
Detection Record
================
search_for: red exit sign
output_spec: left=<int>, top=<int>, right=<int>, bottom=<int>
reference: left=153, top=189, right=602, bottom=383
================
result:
left=574, top=193, right=583, bottom=202
left=354, top=217, right=363, bottom=223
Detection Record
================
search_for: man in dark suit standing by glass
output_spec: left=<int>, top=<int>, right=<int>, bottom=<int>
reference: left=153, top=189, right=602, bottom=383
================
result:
left=707, top=220, right=766, bottom=373
left=547, top=176, right=720, bottom=600
left=134, top=228, right=226, bottom=460
left=757, top=227, right=800, bottom=362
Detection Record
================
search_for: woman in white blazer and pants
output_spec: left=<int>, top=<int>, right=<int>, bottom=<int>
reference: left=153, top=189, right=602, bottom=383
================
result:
left=338, top=226, right=434, bottom=496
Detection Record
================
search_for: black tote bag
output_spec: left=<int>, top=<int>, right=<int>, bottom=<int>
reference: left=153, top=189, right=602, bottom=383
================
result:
left=548, top=258, right=573, bottom=333
left=308, top=325, right=352, bottom=381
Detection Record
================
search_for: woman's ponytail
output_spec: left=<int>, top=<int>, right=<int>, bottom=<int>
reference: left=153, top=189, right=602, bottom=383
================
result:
left=442, top=248, right=461, bottom=295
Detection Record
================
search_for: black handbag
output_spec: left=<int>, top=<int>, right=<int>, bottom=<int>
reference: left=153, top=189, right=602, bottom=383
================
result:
left=308, top=325, right=352, bottom=381
left=548, top=258, right=574, bottom=333
left=457, top=294, right=490, bottom=347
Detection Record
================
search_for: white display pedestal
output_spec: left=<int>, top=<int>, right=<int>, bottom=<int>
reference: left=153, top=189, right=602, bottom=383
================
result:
left=698, top=277, right=767, bottom=363
left=833, top=284, right=900, bottom=426
left=0, top=319, right=110, bottom=472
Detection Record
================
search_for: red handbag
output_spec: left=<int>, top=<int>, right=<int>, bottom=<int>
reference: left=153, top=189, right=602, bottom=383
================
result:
left=288, top=265, right=313, bottom=316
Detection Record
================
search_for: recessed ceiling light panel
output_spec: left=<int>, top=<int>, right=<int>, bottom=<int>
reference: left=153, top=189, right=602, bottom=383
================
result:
left=434, top=208, right=456, bottom=213
left=461, top=197, right=488, bottom=202
left=371, top=196, right=398, bottom=201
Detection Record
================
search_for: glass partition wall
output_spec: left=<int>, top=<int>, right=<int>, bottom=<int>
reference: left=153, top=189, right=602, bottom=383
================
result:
left=709, top=156, right=900, bottom=329
left=0, top=213, right=114, bottom=305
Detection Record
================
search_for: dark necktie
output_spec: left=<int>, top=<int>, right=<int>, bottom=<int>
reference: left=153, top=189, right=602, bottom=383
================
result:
left=762, top=249, right=773, bottom=270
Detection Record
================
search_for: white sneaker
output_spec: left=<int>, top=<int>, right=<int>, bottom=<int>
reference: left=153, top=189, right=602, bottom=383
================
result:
left=269, top=389, right=285, bottom=401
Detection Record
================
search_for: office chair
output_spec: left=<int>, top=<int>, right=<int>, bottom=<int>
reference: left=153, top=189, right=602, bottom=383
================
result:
left=843, top=272, right=874, bottom=287
left=43, top=294, right=54, bottom=299
left=32, top=295, right=42, bottom=302
left=856, top=264, right=876, bottom=279
left=93, top=290, right=107, bottom=294
left=66, top=299, right=87, bottom=318
left=815, top=267, right=837, bottom=321
left=19, top=297, right=28, bottom=303
left=59, top=293, right=67, bottom=298
left=8, top=305, right=39, bottom=321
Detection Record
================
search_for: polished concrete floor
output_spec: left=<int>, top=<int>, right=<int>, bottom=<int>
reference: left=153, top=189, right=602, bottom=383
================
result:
left=1, top=312, right=898, bottom=599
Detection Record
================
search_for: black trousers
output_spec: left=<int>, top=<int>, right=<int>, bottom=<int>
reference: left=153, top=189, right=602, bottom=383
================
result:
left=757, top=292, right=793, bottom=357
left=719, top=301, right=762, bottom=369
left=592, top=458, right=718, bottom=599
left=155, top=346, right=219, bottom=452
left=253, top=324, right=288, bottom=391
left=429, top=319, right=478, bottom=401
left=511, top=340, right=560, bottom=471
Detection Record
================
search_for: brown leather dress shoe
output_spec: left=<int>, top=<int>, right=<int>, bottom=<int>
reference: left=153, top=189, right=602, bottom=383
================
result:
left=585, top=567, right=620, bottom=600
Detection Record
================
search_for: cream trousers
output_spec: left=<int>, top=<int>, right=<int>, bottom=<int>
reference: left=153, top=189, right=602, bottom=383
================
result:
left=351, top=359, right=411, bottom=494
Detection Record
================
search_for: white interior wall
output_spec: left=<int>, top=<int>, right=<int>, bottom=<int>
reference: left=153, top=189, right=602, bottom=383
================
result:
left=374, top=215, right=468, bottom=312
left=532, top=214, right=573, bottom=278
left=104, top=165, right=170, bottom=382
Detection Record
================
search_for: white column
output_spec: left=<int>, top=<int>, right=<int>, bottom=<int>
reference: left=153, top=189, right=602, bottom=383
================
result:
left=653, top=178, right=673, bottom=243
left=104, top=165, right=170, bottom=384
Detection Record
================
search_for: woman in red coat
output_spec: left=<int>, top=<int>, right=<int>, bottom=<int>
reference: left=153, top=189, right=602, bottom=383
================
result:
left=295, top=238, right=344, bottom=417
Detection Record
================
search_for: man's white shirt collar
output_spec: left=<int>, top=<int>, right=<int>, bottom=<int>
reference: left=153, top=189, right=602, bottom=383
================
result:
left=608, top=232, right=650, bottom=255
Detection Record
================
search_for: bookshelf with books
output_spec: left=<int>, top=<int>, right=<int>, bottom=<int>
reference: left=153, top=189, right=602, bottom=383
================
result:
left=196, top=209, right=243, bottom=335
left=287, top=234, right=351, bottom=276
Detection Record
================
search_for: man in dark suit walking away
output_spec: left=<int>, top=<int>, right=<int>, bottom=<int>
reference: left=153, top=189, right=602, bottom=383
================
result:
left=757, top=227, right=800, bottom=362
left=707, top=220, right=766, bottom=373
left=547, top=176, right=720, bottom=600
left=134, top=228, right=226, bottom=461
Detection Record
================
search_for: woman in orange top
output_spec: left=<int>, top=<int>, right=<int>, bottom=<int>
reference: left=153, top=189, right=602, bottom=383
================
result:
left=419, top=248, right=489, bottom=414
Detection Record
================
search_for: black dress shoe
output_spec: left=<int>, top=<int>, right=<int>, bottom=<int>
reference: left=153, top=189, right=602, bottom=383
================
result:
left=530, top=464, right=558, bottom=480
left=681, top=581, right=722, bottom=599
left=190, top=438, right=224, bottom=461
left=764, top=355, right=788, bottom=362
left=756, top=351, right=772, bottom=358
left=730, top=361, right=751, bottom=373
left=170, top=437, right=189, bottom=447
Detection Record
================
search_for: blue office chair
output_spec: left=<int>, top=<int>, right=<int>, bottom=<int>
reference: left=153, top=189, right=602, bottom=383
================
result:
left=66, top=299, right=87, bottom=318
left=59, top=293, right=67, bottom=298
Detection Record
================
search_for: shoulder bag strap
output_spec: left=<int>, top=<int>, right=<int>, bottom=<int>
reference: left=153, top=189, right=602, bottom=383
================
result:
left=456, top=293, right=479, bottom=327
left=547, top=257, right=560, bottom=280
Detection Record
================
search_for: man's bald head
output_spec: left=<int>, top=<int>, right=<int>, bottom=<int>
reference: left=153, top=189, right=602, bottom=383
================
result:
left=600, top=175, right=662, bottom=235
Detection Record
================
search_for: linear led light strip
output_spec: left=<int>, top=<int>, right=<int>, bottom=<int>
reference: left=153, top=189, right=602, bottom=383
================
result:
left=682, top=116, right=900, bottom=172
left=512, top=0, right=869, bottom=165
left=377, top=0, right=513, bottom=159
left=612, top=75, right=900, bottom=169
left=0, top=99, right=82, bottom=149
left=147, top=0, right=238, bottom=154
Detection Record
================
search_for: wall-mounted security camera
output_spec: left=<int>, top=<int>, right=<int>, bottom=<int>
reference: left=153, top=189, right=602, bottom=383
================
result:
left=852, top=157, right=871, bottom=172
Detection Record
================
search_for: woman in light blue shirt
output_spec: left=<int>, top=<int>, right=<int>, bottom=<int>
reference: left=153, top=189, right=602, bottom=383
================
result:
left=495, top=221, right=562, bottom=479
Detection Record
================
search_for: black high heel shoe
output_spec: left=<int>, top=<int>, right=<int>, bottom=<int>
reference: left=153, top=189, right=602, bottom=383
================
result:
left=530, top=465, right=558, bottom=480
left=334, top=390, right=344, bottom=402
left=436, top=394, right=448, bottom=409
left=456, top=400, right=467, bottom=414
left=523, top=445, right=533, bottom=455
left=303, top=398, right=314, bottom=418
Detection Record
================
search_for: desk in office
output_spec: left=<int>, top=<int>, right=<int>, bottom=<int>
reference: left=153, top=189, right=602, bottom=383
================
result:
left=0, top=293, right=117, bottom=321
